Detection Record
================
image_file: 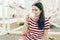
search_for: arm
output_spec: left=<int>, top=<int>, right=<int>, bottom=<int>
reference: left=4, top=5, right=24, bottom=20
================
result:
left=44, top=18, right=50, bottom=40
left=44, top=29, right=50, bottom=40
left=21, top=14, right=29, bottom=35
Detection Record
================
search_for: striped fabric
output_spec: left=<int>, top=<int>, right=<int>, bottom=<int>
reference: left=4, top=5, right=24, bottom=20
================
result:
left=26, top=17, right=50, bottom=40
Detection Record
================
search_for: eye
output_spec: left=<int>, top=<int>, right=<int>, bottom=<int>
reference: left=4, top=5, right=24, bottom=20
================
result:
left=35, top=9, right=37, bottom=11
left=32, top=9, right=35, bottom=11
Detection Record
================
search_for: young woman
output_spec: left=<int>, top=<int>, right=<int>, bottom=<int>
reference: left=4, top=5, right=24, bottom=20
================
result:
left=19, top=2, right=50, bottom=40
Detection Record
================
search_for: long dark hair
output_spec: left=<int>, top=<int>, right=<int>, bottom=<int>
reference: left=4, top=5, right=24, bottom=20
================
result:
left=32, top=2, right=45, bottom=30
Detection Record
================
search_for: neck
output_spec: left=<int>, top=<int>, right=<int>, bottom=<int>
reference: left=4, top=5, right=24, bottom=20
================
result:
left=34, top=15, right=39, bottom=21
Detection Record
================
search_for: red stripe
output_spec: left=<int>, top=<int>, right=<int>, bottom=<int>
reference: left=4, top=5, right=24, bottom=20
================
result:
left=28, top=33, right=36, bottom=40
left=26, top=33, right=36, bottom=40
left=29, top=28, right=43, bottom=32
left=44, top=27, right=50, bottom=29
left=26, top=33, right=34, bottom=40
left=28, top=22, right=38, bottom=27
left=29, top=28, right=38, bottom=32
left=33, top=34, right=38, bottom=38
left=29, top=28, right=44, bottom=32
left=32, top=34, right=38, bottom=39
left=28, top=22, right=37, bottom=27
left=45, top=22, right=50, bottom=24
left=32, top=34, right=43, bottom=39
left=38, top=37, right=42, bottom=39
left=45, top=23, right=50, bottom=25
left=38, top=35, right=43, bottom=39
left=29, top=27, right=39, bottom=31
left=45, top=20, right=49, bottom=22
left=29, top=25, right=38, bottom=28
left=30, top=32, right=44, bottom=36
left=30, top=18, right=36, bottom=22
left=38, top=34, right=44, bottom=37
left=29, top=26, right=38, bottom=29
left=45, top=24, right=50, bottom=26
left=28, top=21, right=36, bottom=25
left=29, top=28, right=44, bottom=31
left=30, top=30, right=44, bottom=33
left=45, top=19, right=49, bottom=22
left=29, top=19, right=36, bottom=24
left=27, top=32, right=43, bottom=39
left=31, top=36, right=36, bottom=40
left=26, top=35, right=31, bottom=40
left=28, top=23, right=34, bottom=26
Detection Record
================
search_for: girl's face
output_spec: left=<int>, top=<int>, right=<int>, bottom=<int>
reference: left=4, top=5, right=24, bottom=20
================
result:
left=32, top=6, right=42, bottom=17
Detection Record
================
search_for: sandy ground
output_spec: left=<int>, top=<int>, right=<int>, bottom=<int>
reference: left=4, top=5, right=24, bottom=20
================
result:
left=49, top=34, right=60, bottom=40
left=0, top=34, right=20, bottom=40
left=0, top=34, right=60, bottom=40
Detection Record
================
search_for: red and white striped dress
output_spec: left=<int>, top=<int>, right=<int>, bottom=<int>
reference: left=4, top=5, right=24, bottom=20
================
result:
left=25, top=17, right=50, bottom=40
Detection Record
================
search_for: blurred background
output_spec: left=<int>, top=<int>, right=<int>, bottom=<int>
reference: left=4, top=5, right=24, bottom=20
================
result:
left=0, top=0, right=60, bottom=40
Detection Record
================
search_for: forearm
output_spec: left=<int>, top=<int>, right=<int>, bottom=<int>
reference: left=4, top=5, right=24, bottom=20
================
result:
left=44, top=29, right=49, bottom=40
left=22, top=14, right=29, bottom=34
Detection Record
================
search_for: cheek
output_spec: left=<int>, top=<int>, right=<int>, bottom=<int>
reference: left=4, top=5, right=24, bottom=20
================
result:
left=35, top=11, right=38, bottom=14
left=35, top=12, right=40, bottom=16
left=36, top=11, right=40, bottom=14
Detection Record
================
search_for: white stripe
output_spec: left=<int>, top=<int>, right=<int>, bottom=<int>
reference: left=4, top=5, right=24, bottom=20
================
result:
left=40, top=32, right=44, bottom=34
left=44, top=26, right=50, bottom=28
left=32, top=33, right=43, bottom=39
left=32, top=34, right=43, bottom=40
left=29, top=24, right=38, bottom=28
left=45, top=21, right=49, bottom=24
left=45, top=23, right=50, bottom=26
left=30, top=31, right=40, bottom=33
left=30, top=31, right=44, bottom=35
left=29, top=27, right=43, bottom=31
left=29, top=27, right=38, bottom=30
left=30, top=32, right=41, bottom=36
left=29, top=19, right=36, bottom=24
left=32, top=34, right=38, bottom=40
left=28, top=22, right=37, bottom=26
left=30, top=32, right=43, bottom=40
left=26, top=37, right=29, bottom=40
left=33, top=33, right=43, bottom=37
left=31, top=18, right=36, bottom=21
left=27, top=34, right=32, bottom=40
